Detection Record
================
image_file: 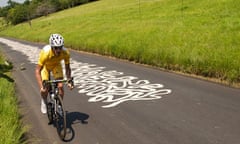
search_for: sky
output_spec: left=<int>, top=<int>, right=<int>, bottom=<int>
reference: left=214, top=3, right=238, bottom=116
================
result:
left=0, top=0, right=25, bottom=7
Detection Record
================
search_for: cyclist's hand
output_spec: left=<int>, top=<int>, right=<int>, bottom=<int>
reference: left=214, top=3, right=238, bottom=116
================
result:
left=68, top=83, right=74, bottom=90
left=40, top=87, right=47, bottom=93
left=67, top=79, right=74, bottom=90
left=41, top=80, right=48, bottom=93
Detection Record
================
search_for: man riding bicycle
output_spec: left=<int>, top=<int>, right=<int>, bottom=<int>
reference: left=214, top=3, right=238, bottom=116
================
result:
left=35, top=34, right=74, bottom=114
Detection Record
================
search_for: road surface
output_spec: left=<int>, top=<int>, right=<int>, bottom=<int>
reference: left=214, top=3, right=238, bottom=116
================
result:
left=0, top=38, right=240, bottom=144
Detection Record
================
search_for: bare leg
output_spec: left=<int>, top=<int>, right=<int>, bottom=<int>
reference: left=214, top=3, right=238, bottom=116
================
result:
left=58, top=82, right=64, bottom=99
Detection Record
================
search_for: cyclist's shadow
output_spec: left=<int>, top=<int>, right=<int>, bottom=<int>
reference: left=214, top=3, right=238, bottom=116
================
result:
left=63, top=111, right=89, bottom=142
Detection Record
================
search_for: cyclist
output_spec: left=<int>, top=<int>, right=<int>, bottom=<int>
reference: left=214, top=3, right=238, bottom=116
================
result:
left=35, top=33, right=74, bottom=114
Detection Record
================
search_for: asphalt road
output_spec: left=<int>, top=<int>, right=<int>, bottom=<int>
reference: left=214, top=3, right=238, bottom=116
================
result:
left=0, top=38, right=240, bottom=144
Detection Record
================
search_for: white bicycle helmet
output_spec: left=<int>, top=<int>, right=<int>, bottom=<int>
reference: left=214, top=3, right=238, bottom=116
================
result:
left=49, top=34, right=64, bottom=47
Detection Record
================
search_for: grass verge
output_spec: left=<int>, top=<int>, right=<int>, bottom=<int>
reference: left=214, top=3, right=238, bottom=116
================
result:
left=0, top=52, right=26, bottom=144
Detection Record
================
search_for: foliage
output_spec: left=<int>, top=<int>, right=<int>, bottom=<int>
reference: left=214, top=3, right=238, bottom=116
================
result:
left=35, top=2, right=56, bottom=17
left=0, top=0, right=95, bottom=25
left=6, top=4, right=29, bottom=25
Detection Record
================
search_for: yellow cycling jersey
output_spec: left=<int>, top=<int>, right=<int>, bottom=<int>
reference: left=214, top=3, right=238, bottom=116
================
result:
left=38, top=45, right=70, bottom=70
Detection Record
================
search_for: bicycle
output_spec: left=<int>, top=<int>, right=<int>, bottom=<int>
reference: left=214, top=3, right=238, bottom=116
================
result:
left=43, top=78, right=73, bottom=140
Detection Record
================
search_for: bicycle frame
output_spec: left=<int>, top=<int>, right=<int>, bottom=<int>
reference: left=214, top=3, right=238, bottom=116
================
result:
left=48, top=81, right=60, bottom=115
left=43, top=79, right=69, bottom=140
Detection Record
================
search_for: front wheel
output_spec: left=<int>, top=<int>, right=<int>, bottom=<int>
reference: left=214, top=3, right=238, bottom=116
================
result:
left=55, top=95, right=67, bottom=140
left=47, top=102, right=53, bottom=124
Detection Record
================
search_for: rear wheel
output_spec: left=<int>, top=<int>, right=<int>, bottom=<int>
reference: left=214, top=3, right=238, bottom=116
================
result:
left=55, top=95, right=67, bottom=140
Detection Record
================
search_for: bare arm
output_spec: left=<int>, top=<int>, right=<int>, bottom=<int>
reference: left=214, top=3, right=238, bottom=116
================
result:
left=65, top=63, right=74, bottom=89
left=35, top=64, right=43, bottom=89
left=65, top=64, right=71, bottom=80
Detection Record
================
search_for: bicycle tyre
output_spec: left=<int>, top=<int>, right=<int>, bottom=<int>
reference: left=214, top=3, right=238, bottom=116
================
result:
left=55, top=95, right=67, bottom=140
left=47, top=102, right=53, bottom=124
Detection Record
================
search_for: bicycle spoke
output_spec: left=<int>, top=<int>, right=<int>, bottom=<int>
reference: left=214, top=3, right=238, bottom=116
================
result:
left=47, top=102, right=53, bottom=124
left=55, top=96, right=67, bottom=140
left=44, top=79, right=71, bottom=141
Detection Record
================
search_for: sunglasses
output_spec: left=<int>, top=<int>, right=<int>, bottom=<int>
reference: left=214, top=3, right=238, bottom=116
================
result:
left=52, top=46, right=63, bottom=50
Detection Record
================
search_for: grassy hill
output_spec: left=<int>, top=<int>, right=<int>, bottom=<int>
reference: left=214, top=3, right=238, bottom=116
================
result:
left=0, top=0, right=240, bottom=86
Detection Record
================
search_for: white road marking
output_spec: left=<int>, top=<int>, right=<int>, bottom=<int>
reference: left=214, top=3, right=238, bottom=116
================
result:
left=0, top=38, right=172, bottom=108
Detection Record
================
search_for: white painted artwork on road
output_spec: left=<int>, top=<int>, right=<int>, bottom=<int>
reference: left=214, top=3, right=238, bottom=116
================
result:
left=0, top=38, right=172, bottom=108
left=71, top=62, right=171, bottom=108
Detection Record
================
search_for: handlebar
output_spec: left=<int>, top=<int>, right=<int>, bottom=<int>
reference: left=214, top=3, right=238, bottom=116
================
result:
left=42, top=77, right=74, bottom=88
left=44, top=79, right=67, bottom=84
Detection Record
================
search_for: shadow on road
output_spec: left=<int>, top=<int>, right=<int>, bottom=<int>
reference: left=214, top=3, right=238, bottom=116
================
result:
left=63, top=111, right=89, bottom=142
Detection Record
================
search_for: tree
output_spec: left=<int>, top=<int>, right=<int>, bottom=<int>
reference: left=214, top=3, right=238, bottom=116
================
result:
left=1, top=0, right=95, bottom=25
left=7, top=0, right=19, bottom=8
left=59, top=0, right=70, bottom=9
left=7, top=5, right=28, bottom=24
left=0, top=7, right=9, bottom=17
left=36, top=2, right=56, bottom=16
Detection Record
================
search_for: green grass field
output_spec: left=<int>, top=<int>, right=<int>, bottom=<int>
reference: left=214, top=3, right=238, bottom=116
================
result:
left=0, top=53, right=26, bottom=144
left=0, top=0, right=240, bottom=86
